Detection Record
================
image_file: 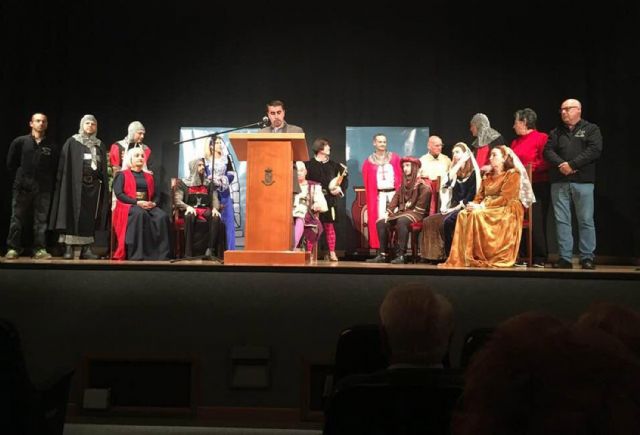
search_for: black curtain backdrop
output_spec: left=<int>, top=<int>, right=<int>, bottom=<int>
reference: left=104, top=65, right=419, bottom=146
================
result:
left=2, top=1, right=638, bottom=258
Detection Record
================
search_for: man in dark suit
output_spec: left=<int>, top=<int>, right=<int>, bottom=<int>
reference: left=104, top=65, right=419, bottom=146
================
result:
left=259, top=99, right=304, bottom=133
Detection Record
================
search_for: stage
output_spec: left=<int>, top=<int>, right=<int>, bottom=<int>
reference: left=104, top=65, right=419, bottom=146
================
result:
left=1, top=258, right=639, bottom=427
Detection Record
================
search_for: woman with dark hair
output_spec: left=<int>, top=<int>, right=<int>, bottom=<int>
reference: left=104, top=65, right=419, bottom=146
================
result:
left=511, top=108, right=550, bottom=267
left=442, top=145, right=533, bottom=268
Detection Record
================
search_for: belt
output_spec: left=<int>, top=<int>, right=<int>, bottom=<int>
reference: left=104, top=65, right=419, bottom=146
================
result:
left=135, top=192, right=148, bottom=200
left=378, top=188, right=395, bottom=192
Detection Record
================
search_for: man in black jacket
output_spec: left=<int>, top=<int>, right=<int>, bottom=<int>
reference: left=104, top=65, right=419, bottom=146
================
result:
left=5, top=113, right=57, bottom=259
left=544, top=99, right=602, bottom=270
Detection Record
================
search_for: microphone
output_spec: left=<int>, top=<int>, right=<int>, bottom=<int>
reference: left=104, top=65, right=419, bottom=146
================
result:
left=259, top=116, right=270, bottom=128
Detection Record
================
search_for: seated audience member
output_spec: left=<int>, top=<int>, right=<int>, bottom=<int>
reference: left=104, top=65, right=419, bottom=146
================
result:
left=379, top=283, right=454, bottom=367
left=174, top=158, right=224, bottom=260
left=469, top=113, right=506, bottom=171
left=323, top=284, right=459, bottom=435
left=453, top=311, right=640, bottom=434
left=292, top=161, right=327, bottom=252
left=367, top=157, right=431, bottom=264
left=576, top=301, right=640, bottom=358
left=420, top=142, right=480, bottom=263
left=112, top=147, right=170, bottom=260
left=442, top=145, right=534, bottom=268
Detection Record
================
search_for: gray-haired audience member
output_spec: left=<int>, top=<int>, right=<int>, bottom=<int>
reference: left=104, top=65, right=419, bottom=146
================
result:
left=379, top=283, right=454, bottom=366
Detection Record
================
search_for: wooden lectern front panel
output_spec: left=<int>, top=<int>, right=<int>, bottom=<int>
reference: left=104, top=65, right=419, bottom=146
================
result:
left=245, top=141, right=293, bottom=250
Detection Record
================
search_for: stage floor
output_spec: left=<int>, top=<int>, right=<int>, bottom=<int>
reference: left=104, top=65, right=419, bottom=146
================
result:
left=1, top=255, right=638, bottom=428
left=1, top=256, right=638, bottom=279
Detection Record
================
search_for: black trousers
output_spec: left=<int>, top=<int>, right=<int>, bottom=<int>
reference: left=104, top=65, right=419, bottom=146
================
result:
left=7, top=183, right=51, bottom=252
left=376, top=216, right=412, bottom=254
left=184, top=211, right=221, bottom=257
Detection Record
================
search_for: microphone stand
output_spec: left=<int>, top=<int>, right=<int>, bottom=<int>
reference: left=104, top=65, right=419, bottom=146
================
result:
left=171, top=118, right=269, bottom=263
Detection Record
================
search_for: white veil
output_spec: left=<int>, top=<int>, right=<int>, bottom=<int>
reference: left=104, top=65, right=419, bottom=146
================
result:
left=439, top=142, right=481, bottom=213
left=505, top=147, right=536, bottom=208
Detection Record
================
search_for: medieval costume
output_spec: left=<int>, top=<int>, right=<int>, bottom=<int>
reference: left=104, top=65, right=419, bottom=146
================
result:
left=175, top=158, right=225, bottom=259
left=293, top=161, right=328, bottom=252
left=361, top=151, right=402, bottom=249
left=49, top=115, right=109, bottom=259
left=420, top=143, right=481, bottom=262
left=368, top=157, right=431, bottom=264
left=112, top=148, right=170, bottom=261
left=205, top=137, right=236, bottom=251
left=470, top=113, right=506, bottom=168
left=443, top=147, right=534, bottom=268
left=108, top=121, right=151, bottom=183
left=305, top=148, right=348, bottom=260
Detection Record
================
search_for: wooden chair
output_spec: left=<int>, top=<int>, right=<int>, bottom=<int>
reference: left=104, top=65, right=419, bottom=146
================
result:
left=522, top=164, right=533, bottom=266
left=170, top=178, right=185, bottom=258
left=408, top=177, right=441, bottom=263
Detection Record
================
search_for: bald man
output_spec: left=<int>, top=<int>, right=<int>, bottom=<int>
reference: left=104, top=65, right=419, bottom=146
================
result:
left=544, top=98, right=602, bottom=270
left=418, top=135, right=451, bottom=181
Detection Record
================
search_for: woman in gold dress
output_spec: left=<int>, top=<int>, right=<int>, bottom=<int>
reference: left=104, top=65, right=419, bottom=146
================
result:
left=442, top=145, right=533, bottom=268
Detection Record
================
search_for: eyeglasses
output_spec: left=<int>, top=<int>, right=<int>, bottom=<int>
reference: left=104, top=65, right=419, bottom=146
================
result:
left=559, top=106, right=579, bottom=112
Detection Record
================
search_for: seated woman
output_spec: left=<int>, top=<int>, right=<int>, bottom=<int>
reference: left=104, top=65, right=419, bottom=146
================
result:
left=420, top=142, right=480, bottom=263
left=292, top=161, right=327, bottom=252
left=112, top=147, right=171, bottom=260
left=442, top=145, right=533, bottom=268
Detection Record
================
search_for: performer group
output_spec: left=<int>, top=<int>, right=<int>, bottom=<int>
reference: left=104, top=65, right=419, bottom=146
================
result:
left=4, top=98, right=602, bottom=269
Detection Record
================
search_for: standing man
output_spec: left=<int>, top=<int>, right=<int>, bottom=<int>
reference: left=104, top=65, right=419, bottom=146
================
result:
left=108, top=121, right=151, bottom=187
left=49, top=114, right=109, bottom=260
left=305, top=138, right=348, bottom=262
left=5, top=113, right=57, bottom=259
left=544, top=99, right=602, bottom=269
left=259, top=99, right=304, bottom=133
left=418, top=135, right=451, bottom=181
left=361, top=133, right=402, bottom=252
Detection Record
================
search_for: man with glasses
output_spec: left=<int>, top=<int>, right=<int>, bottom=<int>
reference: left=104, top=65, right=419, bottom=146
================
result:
left=544, top=99, right=602, bottom=269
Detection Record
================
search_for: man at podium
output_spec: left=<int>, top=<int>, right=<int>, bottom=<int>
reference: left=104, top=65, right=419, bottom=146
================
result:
left=260, top=99, right=304, bottom=134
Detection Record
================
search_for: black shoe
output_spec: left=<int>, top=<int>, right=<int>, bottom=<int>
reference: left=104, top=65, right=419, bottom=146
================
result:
left=80, top=245, right=99, bottom=260
left=63, top=245, right=74, bottom=260
left=552, top=258, right=573, bottom=269
left=580, top=258, right=595, bottom=270
left=366, top=253, right=387, bottom=263
left=514, top=260, right=528, bottom=267
left=390, top=255, right=406, bottom=264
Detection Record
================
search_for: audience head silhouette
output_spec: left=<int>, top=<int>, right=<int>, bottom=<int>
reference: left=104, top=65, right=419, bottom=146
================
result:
left=379, top=283, right=453, bottom=366
left=453, top=311, right=640, bottom=434
left=576, top=301, right=640, bottom=358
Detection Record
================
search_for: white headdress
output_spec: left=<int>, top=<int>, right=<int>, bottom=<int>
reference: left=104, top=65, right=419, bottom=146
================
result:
left=439, top=142, right=481, bottom=212
left=505, top=147, right=536, bottom=208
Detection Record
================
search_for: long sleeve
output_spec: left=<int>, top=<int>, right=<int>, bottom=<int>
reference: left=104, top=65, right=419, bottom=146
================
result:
left=6, top=137, right=21, bottom=173
left=113, top=172, right=137, bottom=204
left=313, top=184, right=328, bottom=213
left=387, top=190, right=400, bottom=214
left=173, top=181, right=188, bottom=211
left=543, top=131, right=564, bottom=167
left=482, top=171, right=521, bottom=208
left=568, top=124, right=603, bottom=169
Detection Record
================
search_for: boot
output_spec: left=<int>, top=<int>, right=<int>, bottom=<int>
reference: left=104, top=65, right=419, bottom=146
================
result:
left=80, top=245, right=99, bottom=260
left=63, top=244, right=74, bottom=260
left=366, top=251, right=388, bottom=263
left=390, top=248, right=406, bottom=264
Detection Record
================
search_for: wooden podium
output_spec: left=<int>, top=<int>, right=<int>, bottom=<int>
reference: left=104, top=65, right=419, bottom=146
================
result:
left=224, top=133, right=309, bottom=265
